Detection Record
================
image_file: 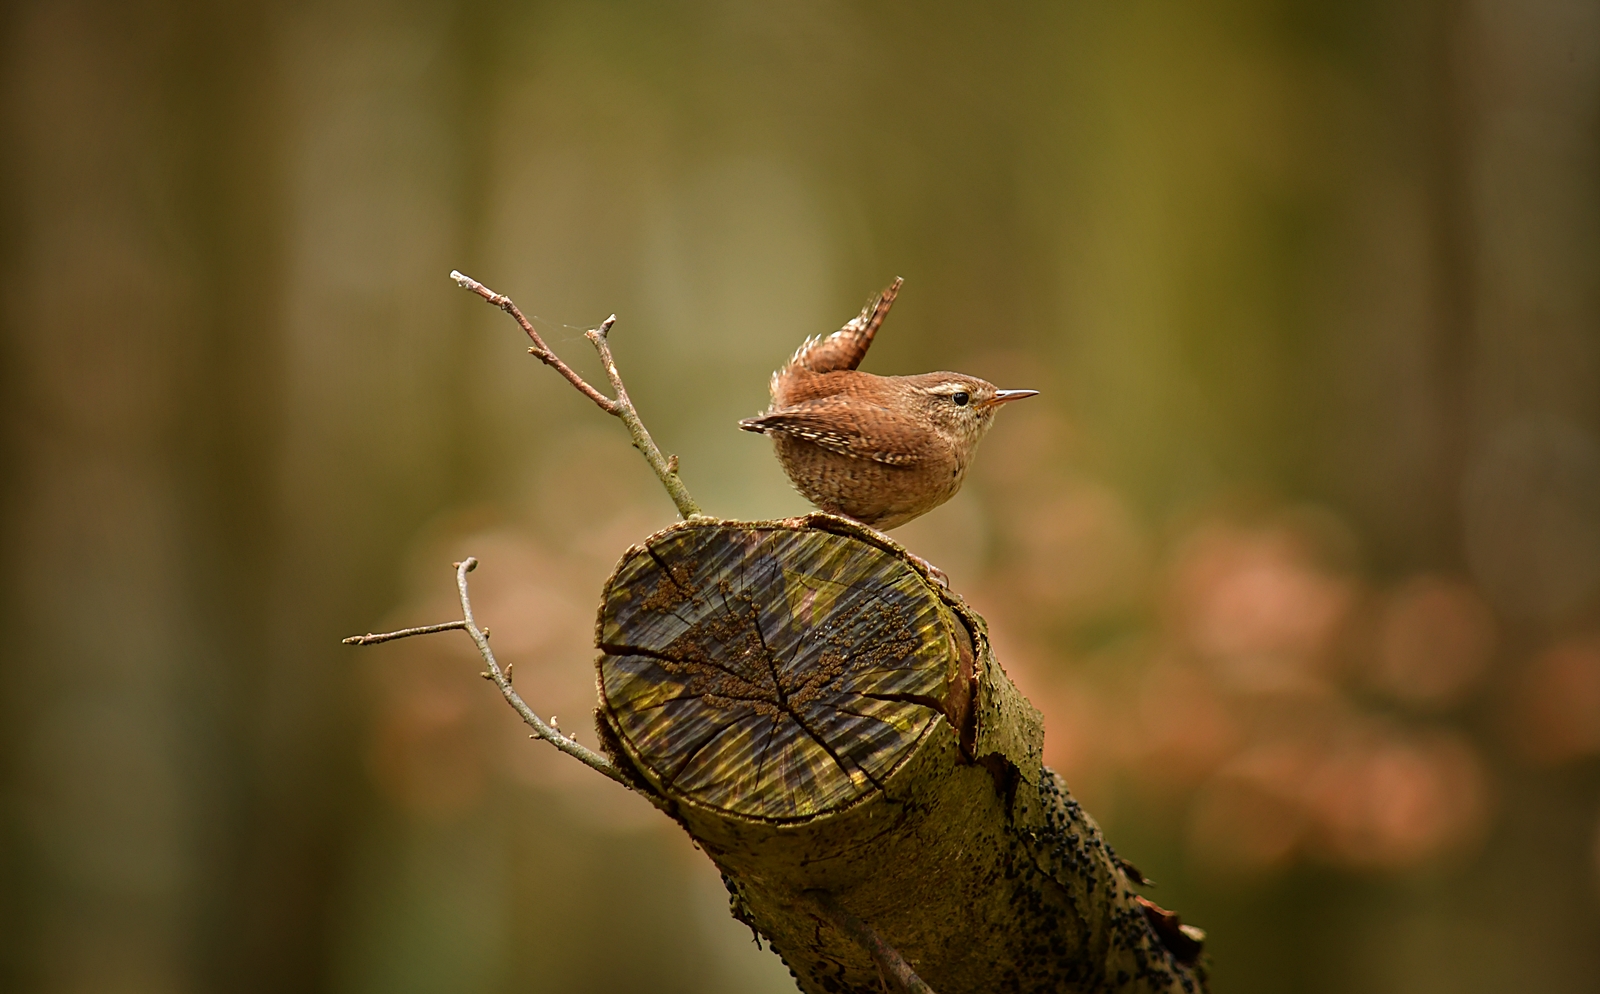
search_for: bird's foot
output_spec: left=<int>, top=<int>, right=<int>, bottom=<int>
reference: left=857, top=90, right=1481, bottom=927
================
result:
left=905, top=551, right=949, bottom=588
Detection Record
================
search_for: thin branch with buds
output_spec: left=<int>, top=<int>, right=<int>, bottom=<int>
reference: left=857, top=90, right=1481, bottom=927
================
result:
left=345, top=557, right=632, bottom=788
left=449, top=270, right=703, bottom=520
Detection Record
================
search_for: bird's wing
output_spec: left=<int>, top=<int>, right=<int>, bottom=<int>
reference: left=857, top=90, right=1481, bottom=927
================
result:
left=738, top=396, right=924, bottom=466
left=785, top=278, right=903, bottom=375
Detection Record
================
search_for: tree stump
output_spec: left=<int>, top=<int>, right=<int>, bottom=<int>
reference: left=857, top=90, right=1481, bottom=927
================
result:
left=595, top=514, right=1206, bottom=994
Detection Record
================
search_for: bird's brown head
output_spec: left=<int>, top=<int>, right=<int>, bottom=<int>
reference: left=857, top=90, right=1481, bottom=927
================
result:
left=896, top=372, right=1039, bottom=456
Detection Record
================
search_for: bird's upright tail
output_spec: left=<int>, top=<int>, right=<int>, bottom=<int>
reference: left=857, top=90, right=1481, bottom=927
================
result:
left=786, top=277, right=903, bottom=376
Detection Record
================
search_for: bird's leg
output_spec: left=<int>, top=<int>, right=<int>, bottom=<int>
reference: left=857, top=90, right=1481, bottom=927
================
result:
left=906, top=552, right=949, bottom=589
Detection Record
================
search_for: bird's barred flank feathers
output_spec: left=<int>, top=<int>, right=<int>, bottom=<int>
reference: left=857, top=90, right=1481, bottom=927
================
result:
left=741, top=412, right=921, bottom=467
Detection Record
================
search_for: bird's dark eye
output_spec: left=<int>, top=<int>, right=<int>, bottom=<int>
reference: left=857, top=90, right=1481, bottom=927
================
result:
left=952, top=391, right=970, bottom=406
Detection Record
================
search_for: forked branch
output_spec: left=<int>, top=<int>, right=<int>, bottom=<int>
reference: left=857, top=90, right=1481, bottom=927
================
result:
left=449, top=270, right=702, bottom=520
left=345, top=557, right=632, bottom=788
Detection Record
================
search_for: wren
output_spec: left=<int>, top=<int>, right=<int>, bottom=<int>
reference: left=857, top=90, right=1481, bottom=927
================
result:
left=740, top=278, right=1036, bottom=530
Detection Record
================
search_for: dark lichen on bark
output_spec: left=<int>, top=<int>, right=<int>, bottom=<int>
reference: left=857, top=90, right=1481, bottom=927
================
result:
left=593, top=514, right=1207, bottom=994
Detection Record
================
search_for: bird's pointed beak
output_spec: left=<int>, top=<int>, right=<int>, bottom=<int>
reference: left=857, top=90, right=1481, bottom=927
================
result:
left=992, top=389, right=1039, bottom=405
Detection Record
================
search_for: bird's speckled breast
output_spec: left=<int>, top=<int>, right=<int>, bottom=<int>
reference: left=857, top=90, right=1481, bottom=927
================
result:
left=771, top=433, right=963, bottom=530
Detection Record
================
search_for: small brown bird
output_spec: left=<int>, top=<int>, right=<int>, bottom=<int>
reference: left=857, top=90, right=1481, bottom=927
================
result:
left=740, top=278, right=1037, bottom=530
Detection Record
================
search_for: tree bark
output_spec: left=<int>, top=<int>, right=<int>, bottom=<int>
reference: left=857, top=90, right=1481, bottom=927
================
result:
left=595, top=513, right=1207, bottom=994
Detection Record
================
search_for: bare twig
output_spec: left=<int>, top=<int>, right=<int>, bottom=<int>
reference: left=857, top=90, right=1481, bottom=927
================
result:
left=805, top=890, right=937, bottom=994
left=345, top=557, right=632, bottom=788
left=450, top=270, right=703, bottom=520
left=343, top=620, right=468, bottom=645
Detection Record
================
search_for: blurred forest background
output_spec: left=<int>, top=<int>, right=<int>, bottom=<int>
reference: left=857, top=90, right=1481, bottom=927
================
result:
left=3, top=1, right=1599, bottom=992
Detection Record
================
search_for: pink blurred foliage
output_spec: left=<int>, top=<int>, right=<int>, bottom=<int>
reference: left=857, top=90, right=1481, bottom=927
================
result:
left=362, top=433, right=677, bottom=823
left=1367, top=576, right=1498, bottom=709
left=1168, top=519, right=1356, bottom=694
left=973, top=422, right=1501, bottom=874
left=1506, top=633, right=1600, bottom=765
left=1191, top=719, right=1487, bottom=872
left=363, top=638, right=487, bottom=818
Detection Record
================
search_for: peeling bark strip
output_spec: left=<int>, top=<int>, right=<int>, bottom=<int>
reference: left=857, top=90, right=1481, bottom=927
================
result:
left=596, top=514, right=1208, bottom=994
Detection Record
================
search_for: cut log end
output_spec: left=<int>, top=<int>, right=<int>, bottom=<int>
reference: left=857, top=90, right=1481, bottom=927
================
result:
left=597, top=519, right=968, bottom=820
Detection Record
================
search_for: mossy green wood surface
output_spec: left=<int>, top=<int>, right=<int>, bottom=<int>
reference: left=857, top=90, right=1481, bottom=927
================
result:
left=595, top=517, right=1206, bottom=994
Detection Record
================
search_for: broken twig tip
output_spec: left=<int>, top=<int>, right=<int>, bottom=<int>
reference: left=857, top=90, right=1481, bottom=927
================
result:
left=462, top=557, right=478, bottom=572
